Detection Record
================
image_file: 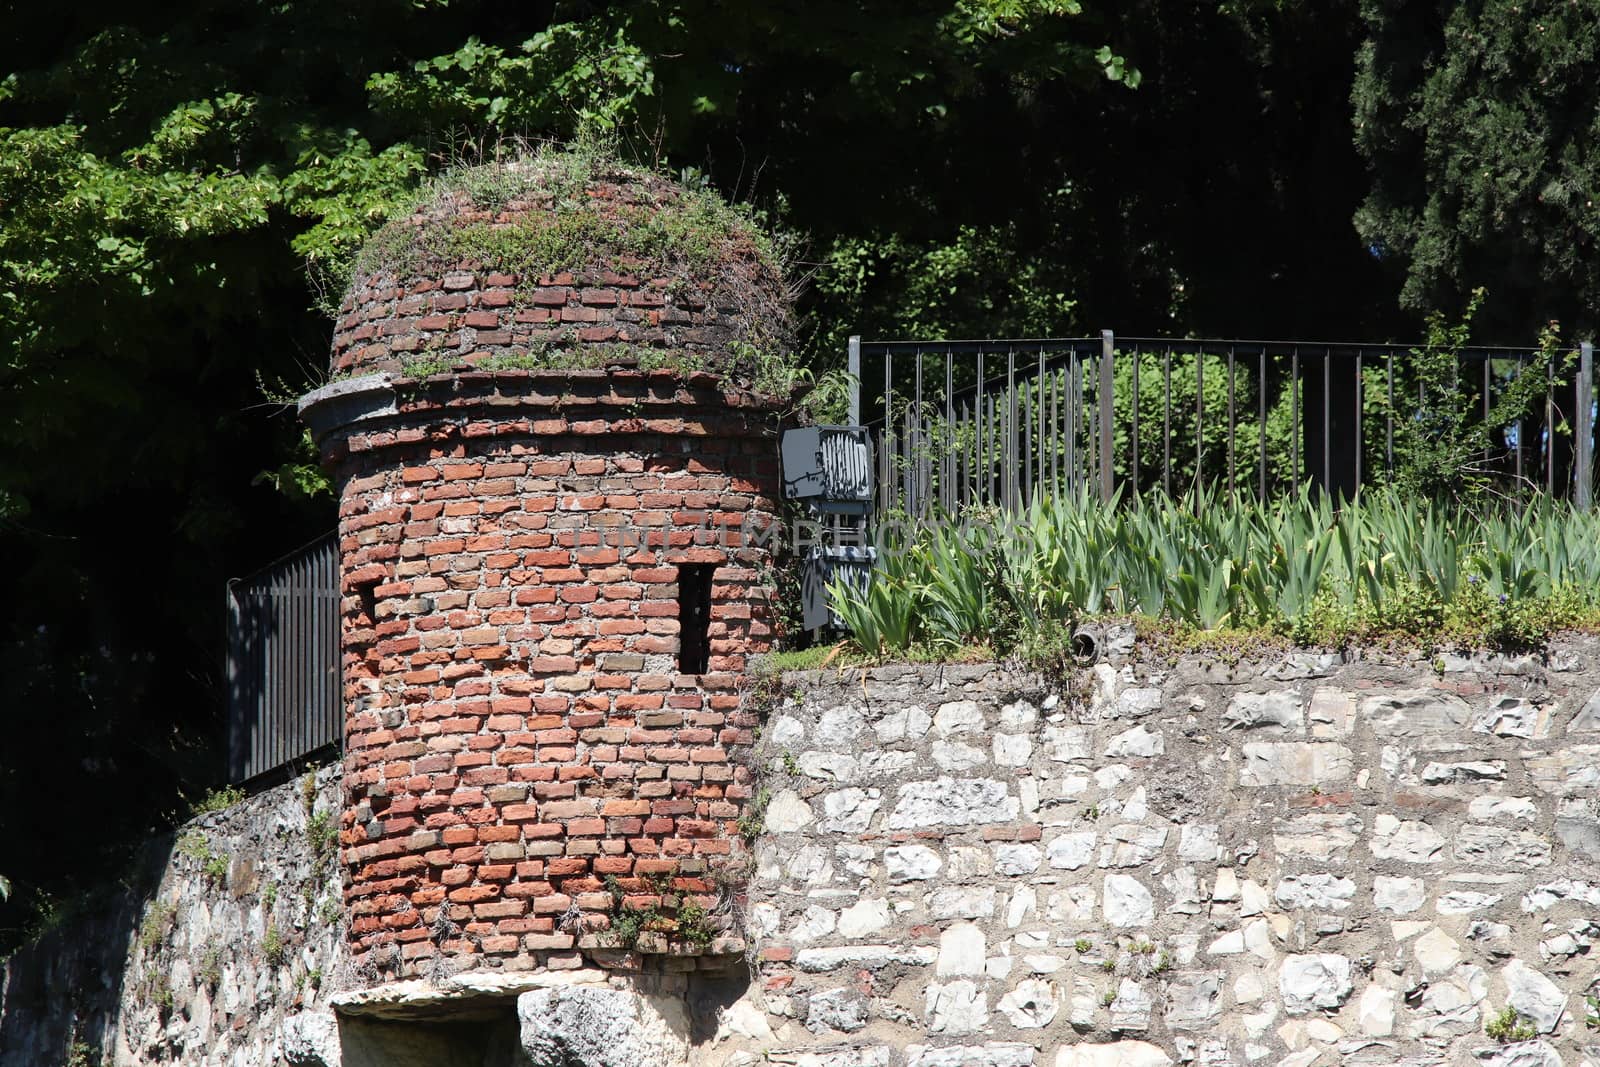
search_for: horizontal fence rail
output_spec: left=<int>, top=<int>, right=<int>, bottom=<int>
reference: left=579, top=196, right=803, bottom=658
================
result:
left=853, top=332, right=1598, bottom=517
left=226, top=532, right=341, bottom=783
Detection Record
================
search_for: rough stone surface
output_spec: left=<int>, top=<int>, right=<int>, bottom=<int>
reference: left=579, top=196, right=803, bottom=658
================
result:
left=283, top=1012, right=342, bottom=1067
left=518, top=985, right=689, bottom=1067
left=0, top=770, right=346, bottom=1067
left=746, top=640, right=1600, bottom=1067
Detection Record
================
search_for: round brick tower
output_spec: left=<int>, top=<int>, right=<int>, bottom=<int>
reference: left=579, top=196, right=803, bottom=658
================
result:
left=299, top=150, right=791, bottom=984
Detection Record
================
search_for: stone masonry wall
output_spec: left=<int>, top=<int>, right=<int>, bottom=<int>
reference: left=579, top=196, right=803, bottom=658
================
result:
left=0, top=768, right=346, bottom=1067
left=741, top=634, right=1600, bottom=1067
left=317, top=371, right=780, bottom=983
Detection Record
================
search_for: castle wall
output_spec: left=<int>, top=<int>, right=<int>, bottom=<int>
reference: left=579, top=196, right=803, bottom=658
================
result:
left=14, top=639, right=1600, bottom=1066
left=740, top=636, right=1600, bottom=1067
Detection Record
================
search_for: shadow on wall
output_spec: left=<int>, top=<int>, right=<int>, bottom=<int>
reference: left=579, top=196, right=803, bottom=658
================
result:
left=0, top=766, right=346, bottom=1067
left=0, top=832, right=172, bottom=1066
left=328, top=969, right=755, bottom=1067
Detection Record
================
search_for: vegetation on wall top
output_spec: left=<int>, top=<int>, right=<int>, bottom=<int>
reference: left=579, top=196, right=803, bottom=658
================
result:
left=334, top=137, right=798, bottom=380
left=829, top=487, right=1600, bottom=664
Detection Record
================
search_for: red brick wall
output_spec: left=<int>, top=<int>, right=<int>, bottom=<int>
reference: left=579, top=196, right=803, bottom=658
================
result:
left=314, top=370, right=783, bottom=981
left=330, top=267, right=746, bottom=378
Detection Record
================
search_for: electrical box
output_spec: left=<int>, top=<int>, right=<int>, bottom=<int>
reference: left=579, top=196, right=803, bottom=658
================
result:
left=781, top=426, right=873, bottom=515
left=801, top=545, right=878, bottom=630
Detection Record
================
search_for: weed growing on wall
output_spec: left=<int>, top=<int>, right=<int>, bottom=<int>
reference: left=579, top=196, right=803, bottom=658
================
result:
left=187, top=786, right=246, bottom=817
left=1485, top=1006, right=1536, bottom=1043
left=176, top=831, right=230, bottom=887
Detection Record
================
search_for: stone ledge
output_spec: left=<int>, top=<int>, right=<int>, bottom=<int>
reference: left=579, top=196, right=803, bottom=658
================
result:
left=331, top=968, right=611, bottom=1020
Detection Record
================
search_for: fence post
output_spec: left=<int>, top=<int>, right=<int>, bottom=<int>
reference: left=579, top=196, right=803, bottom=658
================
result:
left=1579, top=341, right=1594, bottom=510
left=847, top=335, right=861, bottom=427
left=1099, top=330, right=1115, bottom=501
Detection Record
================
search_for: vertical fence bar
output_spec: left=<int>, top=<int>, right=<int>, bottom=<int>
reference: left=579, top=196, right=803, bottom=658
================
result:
left=1258, top=350, right=1267, bottom=500
left=1386, top=352, right=1395, bottom=475
left=883, top=350, right=895, bottom=513
left=934, top=351, right=947, bottom=515
left=1291, top=347, right=1301, bottom=487
left=976, top=351, right=986, bottom=506
left=1024, top=369, right=1035, bottom=507
left=1163, top=348, right=1172, bottom=496
left=1099, top=330, right=1115, bottom=502
left=1006, top=349, right=1017, bottom=510
left=1355, top=352, right=1363, bottom=494
left=1050, top=359, right=1060, bottom=491
left=1036, top=348, right=1046, bottom=502
left=1579, top=342, right=1594, bottom=510
left=1514, top=360, right=1525, bottom=486
left=914, top=348, right=926, bottom=518
left=226, top=581, right=242, bottom=781
left=1322, top=349, right=1331, bottom=492
left=1131, top=344, right=1141, bottom=497
left=1195, top=348, right=1204, bottom=496
left=1069, top=351, right=1080, bottom=492
left=1227, top=347, right=1236, bottom=496
left=1482, top=357, right=1492, bottom=470
left=1546, top=352, right=1556, bottom=497
left=847, top=335, right=861, bottom=426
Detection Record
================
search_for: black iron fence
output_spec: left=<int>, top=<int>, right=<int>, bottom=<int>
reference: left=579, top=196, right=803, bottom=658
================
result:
left=849, top=332, right=1597, bottom=516
left=226, top=532, right=341, bottom=783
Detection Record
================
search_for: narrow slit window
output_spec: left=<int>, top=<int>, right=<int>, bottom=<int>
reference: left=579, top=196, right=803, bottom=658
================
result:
left=355, top=577, right=380, bottom=624
left=677, top=564, right=716, bottom=675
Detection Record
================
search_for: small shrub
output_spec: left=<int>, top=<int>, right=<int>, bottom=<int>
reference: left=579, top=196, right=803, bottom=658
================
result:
left=1101, top=988, right=1117, bottom=1006
left=318, top=897, right=342, bottom=926
left=138, top=900, right=176, bottom=950
left=262, top=881, right=278, bottom=913
left=760, top=645, right=843, bottom=673
left=262, top=924, right=289, bottom=968
left=197, top=941, right=223, bottom=990
left=189, top=786, right=246, bottom=816
left=301, top=768, right=319, bottom=818
left=1100, top=958, right=1117, bottom=973
left=1485, top=1006, right=1536, bottom=1043
left=153, top=982, right=175, bottom=1014
left=1073, top=938, right=1092, bottom=953
left=674, top=899, right=716, bottom=947
left=736, top=789, right=769, bottom=842
left=306, top=811, right=339, bottom=867
left=178, top=830, right=229, bottom=887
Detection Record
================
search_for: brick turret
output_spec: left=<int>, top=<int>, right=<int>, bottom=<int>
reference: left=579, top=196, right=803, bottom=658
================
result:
left=300, top=151, right=790, bottom=984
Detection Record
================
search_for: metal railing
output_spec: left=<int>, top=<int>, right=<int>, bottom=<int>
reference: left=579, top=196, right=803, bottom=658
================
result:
left=849, top=331, right=1597, bottom=516
left=226, top=532, right=341, bottom=782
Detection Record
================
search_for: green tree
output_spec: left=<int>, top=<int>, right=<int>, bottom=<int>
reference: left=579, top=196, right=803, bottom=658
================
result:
left=1353, top=0, right=1600, bottom=338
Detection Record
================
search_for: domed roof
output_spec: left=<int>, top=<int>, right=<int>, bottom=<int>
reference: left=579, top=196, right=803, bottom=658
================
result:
left=328, top=146, right=796, bottom=389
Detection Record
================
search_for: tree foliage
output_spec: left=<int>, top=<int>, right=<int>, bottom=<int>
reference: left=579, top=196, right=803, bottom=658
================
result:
left=1354, top=0, right=1600, bottom=338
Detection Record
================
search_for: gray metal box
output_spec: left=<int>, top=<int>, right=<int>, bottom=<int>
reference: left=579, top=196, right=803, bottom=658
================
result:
left=781, top=426, right=873, bottom=515
left=801, top=544, right=877, bottom=630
